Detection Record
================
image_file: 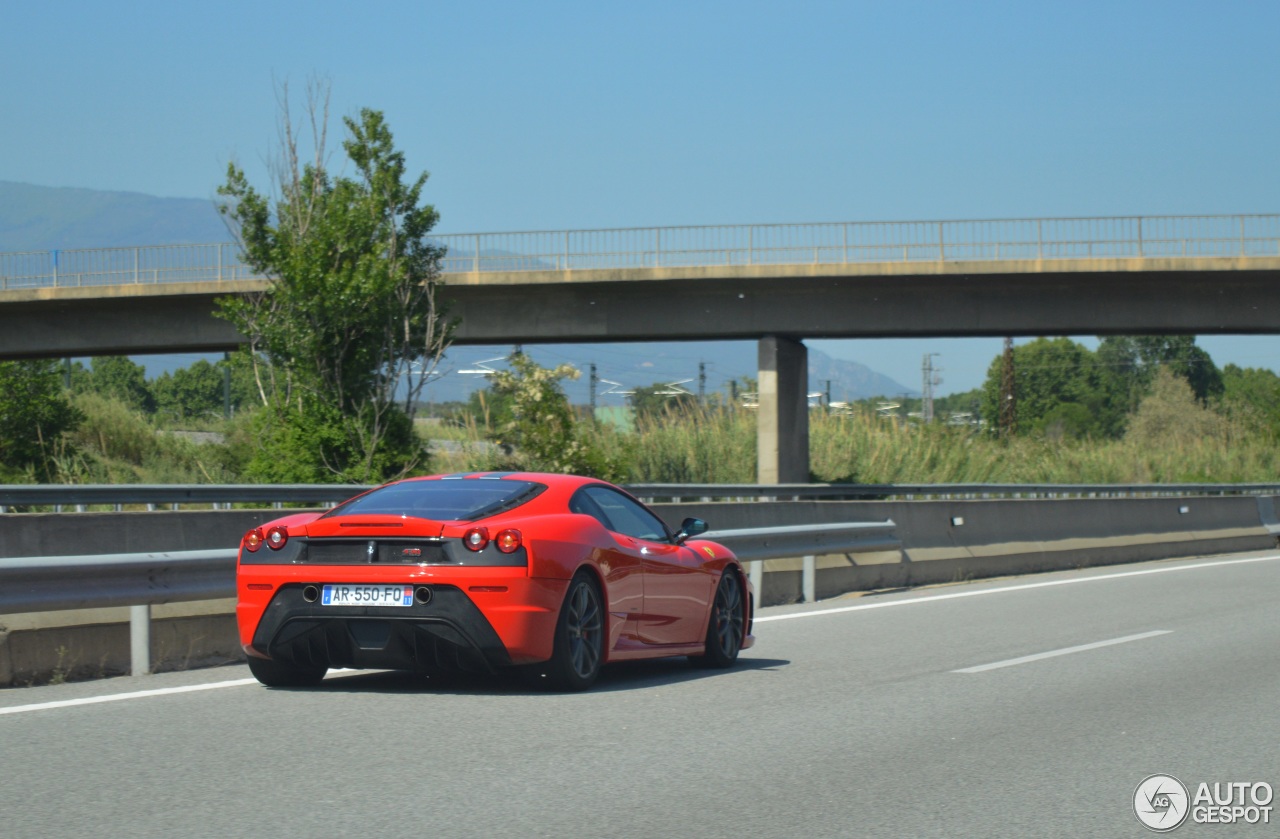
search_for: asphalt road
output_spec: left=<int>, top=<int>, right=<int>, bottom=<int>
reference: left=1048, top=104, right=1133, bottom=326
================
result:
left=3, top=550, right=1279, bottom=838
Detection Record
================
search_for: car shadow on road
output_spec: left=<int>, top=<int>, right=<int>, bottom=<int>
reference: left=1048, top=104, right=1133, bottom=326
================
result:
left=288, top=655, right=791, bottom=696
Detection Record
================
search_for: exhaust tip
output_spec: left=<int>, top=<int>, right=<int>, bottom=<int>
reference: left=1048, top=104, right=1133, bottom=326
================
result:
left=302, top=585, right=319, bottom=603
left=414, top=586, right=433, bottom=605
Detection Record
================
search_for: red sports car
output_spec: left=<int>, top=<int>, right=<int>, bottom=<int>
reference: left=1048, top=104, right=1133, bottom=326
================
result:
left=236, top=472, right=754, bottom=690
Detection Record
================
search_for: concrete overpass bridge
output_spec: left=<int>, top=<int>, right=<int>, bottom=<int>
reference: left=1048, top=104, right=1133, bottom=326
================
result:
left=3, top=213, right=1279, bottom=482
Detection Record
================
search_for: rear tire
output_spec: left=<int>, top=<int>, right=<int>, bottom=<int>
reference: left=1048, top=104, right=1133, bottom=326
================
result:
left=528, top=572, right=604, bottom=692
left=690, top=571, right=744, bottom=668
left=247, top=655, right=327, bottom=688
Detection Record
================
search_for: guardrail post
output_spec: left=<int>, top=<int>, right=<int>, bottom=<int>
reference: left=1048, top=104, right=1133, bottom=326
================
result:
left=130, top=604, right=151, bottom=676
left=802, top=555, right=816, bottom=602
left=134, top=247, right=140, bottom=283
left=1137, top=217, right=1144, bottom=258
left=749, top=561, right=764, bottom=602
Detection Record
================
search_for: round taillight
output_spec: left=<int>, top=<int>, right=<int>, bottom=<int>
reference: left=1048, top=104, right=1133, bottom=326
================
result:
left=495, top=529, right=522, bottom=554
left=243, top=528, right=263, bottom=552
left=265, top=525, right=288, bottom=550
left=463, top=527, right=490, bottom=551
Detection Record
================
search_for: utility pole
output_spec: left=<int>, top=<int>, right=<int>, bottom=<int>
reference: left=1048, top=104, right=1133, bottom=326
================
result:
left=729, top=379, right=738, bottom=404
left=588, top=363, right=598, bottom=415
left=822, top=379, right=832, bottom=410
left=922, top=354, right=940, bottom=422
left=698, top=362, right=706, bottom=403
left=999, top=337, right=1016, bottom=436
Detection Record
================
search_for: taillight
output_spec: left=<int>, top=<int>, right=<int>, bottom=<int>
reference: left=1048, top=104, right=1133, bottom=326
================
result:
left=243, top=528, right=263, bottom=552
left=463, top=527, right=490, bottom=551
left=265, top=525, right=289, bottom=550
left=495, top=529, right=522, bottom=553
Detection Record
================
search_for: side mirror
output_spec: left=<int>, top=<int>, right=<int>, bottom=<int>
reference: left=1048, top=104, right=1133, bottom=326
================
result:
left=674, top=517, right=708, bottom=545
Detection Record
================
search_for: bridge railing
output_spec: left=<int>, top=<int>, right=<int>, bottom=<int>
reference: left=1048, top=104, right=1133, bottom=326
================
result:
left=4, top=214, right=1279, bottom=290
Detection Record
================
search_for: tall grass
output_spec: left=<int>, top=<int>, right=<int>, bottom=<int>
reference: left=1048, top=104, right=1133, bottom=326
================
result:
left=61, top=393, right=241, bottom=484
left=41, top=389, right=1280, bottom=486
left=592, top=405, right=1280, bottom=485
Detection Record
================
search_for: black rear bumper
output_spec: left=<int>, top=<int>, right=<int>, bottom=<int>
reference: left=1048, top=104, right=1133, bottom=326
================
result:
left=251, top=584, right=514, bottom=674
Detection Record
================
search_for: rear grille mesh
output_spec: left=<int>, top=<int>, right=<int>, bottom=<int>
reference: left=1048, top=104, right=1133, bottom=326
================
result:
left=303, top=539, right=448, bottom=564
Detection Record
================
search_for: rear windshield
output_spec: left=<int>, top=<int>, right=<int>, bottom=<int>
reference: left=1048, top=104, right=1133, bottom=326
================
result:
left=324, top=479, right=545, bottom=521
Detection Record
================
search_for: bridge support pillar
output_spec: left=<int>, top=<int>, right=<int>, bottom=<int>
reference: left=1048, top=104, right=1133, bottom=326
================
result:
left=757, top=336, right=809, bottom=484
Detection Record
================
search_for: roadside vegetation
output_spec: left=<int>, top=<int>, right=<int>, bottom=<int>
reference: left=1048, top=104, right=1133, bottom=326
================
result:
left=2, top=335, right=1279, bottom=487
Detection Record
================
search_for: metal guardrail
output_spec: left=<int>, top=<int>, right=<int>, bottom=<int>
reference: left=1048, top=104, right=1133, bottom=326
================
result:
left=0, top=549, right=236, bottom=613
left=3, top=214, right=1278, bottom=289
left=4, top=482, right=1279, bottom=512
left=0, top=522, right=897, bottom=616
left=705, top=521, right=899, bottom=563
left=0, top=520, right=898, bottom=675
left=0, top=483, right=367, bottom=510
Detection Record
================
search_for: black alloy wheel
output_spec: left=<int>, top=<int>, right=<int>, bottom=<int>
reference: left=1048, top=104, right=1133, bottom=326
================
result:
left=537, top=572, right=604, bottom=691
left=690, top=571, right=744, bottom=668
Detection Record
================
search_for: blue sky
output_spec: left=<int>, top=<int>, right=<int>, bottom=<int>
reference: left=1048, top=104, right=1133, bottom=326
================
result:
left=3, top=0, right=1278, bottom=393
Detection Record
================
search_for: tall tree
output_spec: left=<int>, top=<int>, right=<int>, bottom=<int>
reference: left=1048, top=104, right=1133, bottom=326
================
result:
left=486, top=351, right=621, bottom=479
left=78, top=356, right=155, bottom=414
left=979, top=337, right=1123, bottom=439
left=1097, top=336, right=1223, bottom=407
left=1219, top=364, right=1280, bottom=438
left=0, top=360, right=82, bottom=481
left=152, top=357, right=253, bottom=421
left=216, top=84, right=452, bottom=482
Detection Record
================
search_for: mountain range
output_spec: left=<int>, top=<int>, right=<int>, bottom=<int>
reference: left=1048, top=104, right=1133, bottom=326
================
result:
left=0, top=181, right=913, bottom=399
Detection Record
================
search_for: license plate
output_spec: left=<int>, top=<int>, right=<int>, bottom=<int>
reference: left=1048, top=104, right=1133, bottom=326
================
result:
left=321, top=585, right=414, bottom=607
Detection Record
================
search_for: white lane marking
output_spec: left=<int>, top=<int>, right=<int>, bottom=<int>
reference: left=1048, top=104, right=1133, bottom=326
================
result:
left=0, top=678, right=258, bottom=717
left=953, top=630, right=1172, bottom=674
left=754, top=553, right=1280, bottom=624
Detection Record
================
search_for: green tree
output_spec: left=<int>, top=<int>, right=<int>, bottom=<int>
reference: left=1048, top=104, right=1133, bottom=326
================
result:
left=0, top=360, right=83, bottom=481
left=1125, top=366, right=1230, bottom=450
left=1097, top=336, right=1223, bottom=407
left=979, top=337, right=1123, bottom=439
left=152, top=358, right=252, bottom=421
left=629, top=382, right=699, bottom=422
left=78, top=356, right=155, bottom=414
left=1219, top=364, right=1280, bottom=438
left=486, top=352, right=622, bottom=478
left=216, top=87, right=452, bottom=482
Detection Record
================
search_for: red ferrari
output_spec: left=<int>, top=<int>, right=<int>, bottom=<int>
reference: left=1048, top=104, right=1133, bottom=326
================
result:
left=236, top=472, right=754, bottom=690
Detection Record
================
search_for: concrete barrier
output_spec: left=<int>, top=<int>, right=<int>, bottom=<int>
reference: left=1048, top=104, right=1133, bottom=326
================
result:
left=1, top=495, right=1276, bottom=684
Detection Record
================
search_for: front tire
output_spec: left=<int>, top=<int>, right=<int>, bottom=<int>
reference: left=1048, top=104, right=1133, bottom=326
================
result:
left=690, top=570, right=744, bottom=668
left=531, top=572, right=604, bottom=691
left=247, top=655, right=327, bottom=688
